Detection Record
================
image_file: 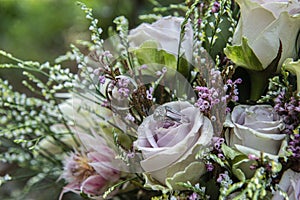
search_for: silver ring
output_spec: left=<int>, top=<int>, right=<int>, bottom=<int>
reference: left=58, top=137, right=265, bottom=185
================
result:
left=153, top=105, right=188, bottom=123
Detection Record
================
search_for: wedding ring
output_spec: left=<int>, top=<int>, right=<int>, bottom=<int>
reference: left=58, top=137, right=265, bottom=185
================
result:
left=153, top=105, right=188, bottom=123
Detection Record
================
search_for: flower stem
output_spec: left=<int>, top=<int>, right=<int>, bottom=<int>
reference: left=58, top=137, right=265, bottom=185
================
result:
left=247, top=70, right=269, bottom=101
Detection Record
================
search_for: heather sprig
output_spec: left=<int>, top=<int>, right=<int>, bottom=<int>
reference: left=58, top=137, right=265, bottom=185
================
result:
left=273, top=89, right=300, bottom=159
left=194, top=85, right=219, bottom=115
left=194, top=68, right=241, bottom=117
left=274, top=91, right=300, bottom=134
left=289, top=127, right=300, bottom=159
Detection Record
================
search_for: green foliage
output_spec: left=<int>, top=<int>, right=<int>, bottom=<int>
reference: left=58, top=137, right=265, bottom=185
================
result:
left=283, top=58, right=300, bottom=94
left=220, top=167, right=273, bottom=200
left=224, top=37, right=264, bottom=71
left=258, top=68, right=290, bottom=103
left=202, top=0, right=237, bottom=60
left=133, top=41, right=178, bottom=69
left=176, top=182, right=209, bottom=199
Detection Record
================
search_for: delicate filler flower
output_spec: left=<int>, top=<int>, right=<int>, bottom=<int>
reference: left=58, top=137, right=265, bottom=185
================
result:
left=189, top=192, right=199, bottom=200
left=217, top=171, right=233, bottom=187
left=225, top=105, right=286, bottom=156
left=99, top=75, right=106, bottom=84
left=59, top=132, right=120, bottom=199
left=134, top=101, right=214, bottom=190
left=206, top=162, right=214, bottom=172
left=222, top=78, right=242, bottom=104
left=195, top=86, right=220, bottom=114
left=125, top=113, right=135, bottom=122
left=212, top=137, right=225, bottom=160
left=146, top=87, right=154, bottom=100
left=117, top=77, right=131, bottom=98
left=194, top=69, right=224, bottom=115
left=89, top=50, right=113, bottom=71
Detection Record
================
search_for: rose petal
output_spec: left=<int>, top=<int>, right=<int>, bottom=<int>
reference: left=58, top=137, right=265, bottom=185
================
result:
left=136, top=101, right=214, bottom=186
left=140, top=125, right=201, bottom=173
left=234, top=124, right=286, bottom=155
left=243, top=121, right=284, bottom=134
left=261, top=1, right=300, bottom=17
left=138, top=108, right=203, bottom=171
left=231, top=105, right=248, bottom=125
left=272, top=169, right=300, bottom=200
left=234, top=0, right=300, bottom=68
left=89, top=161, right=119, bottom=181
left=156, top=106, right=199, bottom=147
left=156, top=123, right=191, bottom=147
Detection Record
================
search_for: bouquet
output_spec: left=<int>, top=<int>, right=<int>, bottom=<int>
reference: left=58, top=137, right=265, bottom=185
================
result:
left=0, top=0, right=300, bottom=199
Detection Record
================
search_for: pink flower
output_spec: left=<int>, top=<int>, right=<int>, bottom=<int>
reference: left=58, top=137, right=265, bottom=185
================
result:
left=59, top=132, right=120, bottom=199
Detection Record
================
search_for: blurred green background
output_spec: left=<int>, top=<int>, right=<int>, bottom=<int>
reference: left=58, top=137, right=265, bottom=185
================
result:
left=0, top=0, right=150, bottom=62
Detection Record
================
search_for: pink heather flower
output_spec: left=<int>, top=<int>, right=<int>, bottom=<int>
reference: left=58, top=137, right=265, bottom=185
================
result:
left=189, top=192, right=199, bottom=200
left=139, top=64, right=148, bottom=70
left=125, top=113, right=135, bottom=122
left=59, top=132, right=120, bottom=199
left=146, top=87, right=154, bottom=100
left=206, top=163, right=214, bottom=172
left=99, top=75, right=106, bottom=84
left=248, top=154, right=258, bottom=161
left=211, top=2, right=221, bottom=13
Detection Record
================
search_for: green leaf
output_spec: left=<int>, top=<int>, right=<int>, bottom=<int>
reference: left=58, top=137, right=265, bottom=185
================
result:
left=225, top=182, right=244, bottom=196
left=221, top=144, right=243, bottom=160
left=224, top=37, right=264, bottom=71
left=283, top=58, right=300, bottom=93
left=132, top=40, right=177, bottom=70
left=232, top=156, right=250, bottom=181
left=143, top=173, right=169, bottom=193
left=177, top=55, right=190, bottom=80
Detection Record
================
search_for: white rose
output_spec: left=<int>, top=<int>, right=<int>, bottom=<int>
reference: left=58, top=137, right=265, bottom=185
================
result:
left=128, top=16, right=193, bottom=64
left=134, top=101, right=214, bottom=190
left=232, top=0, right=300, bottom=69
left=225, top=105, right=286, bottom=157
left=272, top=169, right=300, bottom=200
